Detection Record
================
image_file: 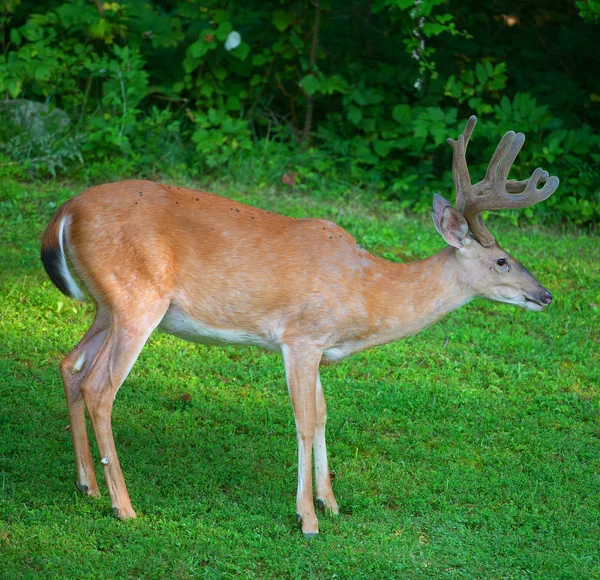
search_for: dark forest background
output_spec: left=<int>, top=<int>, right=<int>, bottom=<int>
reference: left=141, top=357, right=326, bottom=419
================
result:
left=1, top=0, right=598, bottom=223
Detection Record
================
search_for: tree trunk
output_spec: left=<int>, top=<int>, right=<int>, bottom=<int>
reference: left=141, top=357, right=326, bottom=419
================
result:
left=302, top=0, right=321, bottom=148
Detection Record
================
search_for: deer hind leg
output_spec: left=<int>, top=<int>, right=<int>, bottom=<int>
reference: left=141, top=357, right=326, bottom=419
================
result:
left=282, top=344, right=322, bottom=537
left=60, top=310, right=111, bottom=497
left=80, top=300, right=169, bottom=519
left=314, top=372, right=339, bottom=515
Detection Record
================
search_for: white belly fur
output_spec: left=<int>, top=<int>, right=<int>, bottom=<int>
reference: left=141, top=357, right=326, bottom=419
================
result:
left=158, top=304, right=281, bottom=351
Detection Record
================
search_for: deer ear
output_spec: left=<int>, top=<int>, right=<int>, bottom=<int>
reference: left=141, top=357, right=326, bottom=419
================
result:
left=432, top=194, right=469, bottom=249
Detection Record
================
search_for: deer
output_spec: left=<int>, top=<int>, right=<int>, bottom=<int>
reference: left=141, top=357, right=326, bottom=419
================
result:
left=41, top=116, right=558, bottom=537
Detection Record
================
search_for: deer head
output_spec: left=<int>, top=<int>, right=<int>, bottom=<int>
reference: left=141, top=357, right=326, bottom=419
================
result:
left=432, top=116, right=559, bottom=311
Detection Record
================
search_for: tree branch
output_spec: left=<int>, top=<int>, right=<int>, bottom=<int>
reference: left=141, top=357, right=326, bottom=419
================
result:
left=302, top=0, right=321, bottom=147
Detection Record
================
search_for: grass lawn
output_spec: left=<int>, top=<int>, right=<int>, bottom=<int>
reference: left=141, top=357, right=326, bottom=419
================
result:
left=1, top=176, right=599, bottom=578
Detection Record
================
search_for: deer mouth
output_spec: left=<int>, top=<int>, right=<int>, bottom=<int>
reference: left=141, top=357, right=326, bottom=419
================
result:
left=524, top=297, right=545, bottom=311
left=524, top=291, right=552, bottom=311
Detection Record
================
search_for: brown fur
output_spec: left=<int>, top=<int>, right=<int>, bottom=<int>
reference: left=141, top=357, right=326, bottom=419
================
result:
left=41, top=179, right=553, bottom=535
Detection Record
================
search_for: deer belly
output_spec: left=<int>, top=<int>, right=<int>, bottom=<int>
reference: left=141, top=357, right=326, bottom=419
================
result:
left=158, top=305, right=279, bottom=350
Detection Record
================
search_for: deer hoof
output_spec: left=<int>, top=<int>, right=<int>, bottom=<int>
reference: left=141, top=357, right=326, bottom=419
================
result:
left=303, top=532, right=318, bottom=539
left=76, top=482, right=100, bottom=497
left=316, top=496, right=339, bottom=515
left=296, top=510, right=319, bottom=535
left=112, top=506, right=137, bottom=520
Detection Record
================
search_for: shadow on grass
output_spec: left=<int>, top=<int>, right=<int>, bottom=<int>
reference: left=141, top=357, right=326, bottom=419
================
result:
left=1, top=332, right=296, bottom=523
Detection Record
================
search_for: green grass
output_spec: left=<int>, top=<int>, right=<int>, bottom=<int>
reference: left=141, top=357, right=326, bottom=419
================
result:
left=1, top=176, right=599, bottom=578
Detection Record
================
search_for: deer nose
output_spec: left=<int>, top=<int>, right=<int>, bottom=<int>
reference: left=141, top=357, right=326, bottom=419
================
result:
left=541, top=289, right=552, bottom=305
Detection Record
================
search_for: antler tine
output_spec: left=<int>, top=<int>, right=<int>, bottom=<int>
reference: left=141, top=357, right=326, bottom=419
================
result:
left=446, top=116, right=478, bottom=215
left=459, top=114, right=477, bottom=149
left=447, top=120, right=560, bottom=247
left=506, top=170, right=549, bottom=193
left=479, top=169, right=560, bottom=210
left=482, top=131, right=518, bottom=185
left=497, top=132, right=526, bottom=184
left=446, top=116, right=497, bottom=246
left=472, top=128, right=560, bottom=216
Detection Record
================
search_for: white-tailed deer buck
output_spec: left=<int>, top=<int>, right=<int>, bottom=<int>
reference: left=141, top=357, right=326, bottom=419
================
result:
left=41, top=116, right=558, bottom=536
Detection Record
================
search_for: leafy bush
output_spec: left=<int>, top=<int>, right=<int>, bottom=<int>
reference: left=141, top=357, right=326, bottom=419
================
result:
left=0, top=0, right=598, bottom=223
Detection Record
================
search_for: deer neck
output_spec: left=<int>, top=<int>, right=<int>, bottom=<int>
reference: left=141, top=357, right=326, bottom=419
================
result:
left=368, top=246, right=474, bottom=342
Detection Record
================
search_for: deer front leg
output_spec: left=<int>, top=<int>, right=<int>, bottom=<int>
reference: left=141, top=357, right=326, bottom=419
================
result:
left=282, top=344, right=321, bottom=537
left=314, top=372, right=339, bottom=515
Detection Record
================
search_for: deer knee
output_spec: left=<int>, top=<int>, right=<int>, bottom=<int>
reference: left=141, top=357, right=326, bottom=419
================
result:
left=61, top=350, right=86, bottom=376
left=61, top=352, right=88, bottom=399
left=316, top=409, right=327, bottom=431
left=296, top=419, right=317, bottom=443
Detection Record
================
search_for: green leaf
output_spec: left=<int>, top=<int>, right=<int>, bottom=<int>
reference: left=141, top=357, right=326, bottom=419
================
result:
left=354, top=88, right=384, bottom=105
left=423, top=22, right=446, bottom=37
left=352, top=90, right=366, bottom=106
left=392, top=104, right=412, bottom=125
left=318, top=73, right=348, bottom=95
left=413, top=121, right=428, bottom=139
left=34, top=66, right=51, bottom=81
left=89, top=18, right=112, bottom=41
left=475, top=63, right=488, bottom=85
left=6, top=79, right=21, bottom=98
left=444, top=109, right=458, bottom=124
left=437, top=13, right=454, bottom=24
left=189, top=39, right=209, bottom=59
left=226, top=96, right=241, bottom=111
left=231, top=42, right=250, bottom=61
left=9, top=28, right=21, bottom=46
left=373, top=139, right=391, bottom=157
left=252, top=54, right=266, bottom=66
left=347, top=106, right=363, bottom=125
left=215, top=21, right=233, bottom=42
left=300, top=74, right=320, bottom=95
left=213, top=10, right=230, bottom=23
left=289, top=33, right=304, bottom=49
left=207, top=108, right=221, bottom=124
left=273, top=9, right=294, bottom=32
left=211, top=65, right=228, bottom=81
left=427, top=107, right=445, bottom=123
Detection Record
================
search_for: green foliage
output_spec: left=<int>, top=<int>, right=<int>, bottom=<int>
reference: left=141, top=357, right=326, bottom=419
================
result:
left=577, top=0, right=600, bottom=21
left=0, top=0, right=598, bottom=223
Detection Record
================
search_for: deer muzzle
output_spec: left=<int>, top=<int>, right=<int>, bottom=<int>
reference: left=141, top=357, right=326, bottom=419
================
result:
left=524, top=287, right=553, bottom=311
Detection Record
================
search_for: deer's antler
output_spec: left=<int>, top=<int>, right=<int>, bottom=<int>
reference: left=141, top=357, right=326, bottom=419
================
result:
left=447, top=116, right=560, bottom=247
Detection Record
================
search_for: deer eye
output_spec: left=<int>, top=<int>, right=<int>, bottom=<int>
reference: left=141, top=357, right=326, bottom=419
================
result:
left=496, top=258, right=508, bottom=267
